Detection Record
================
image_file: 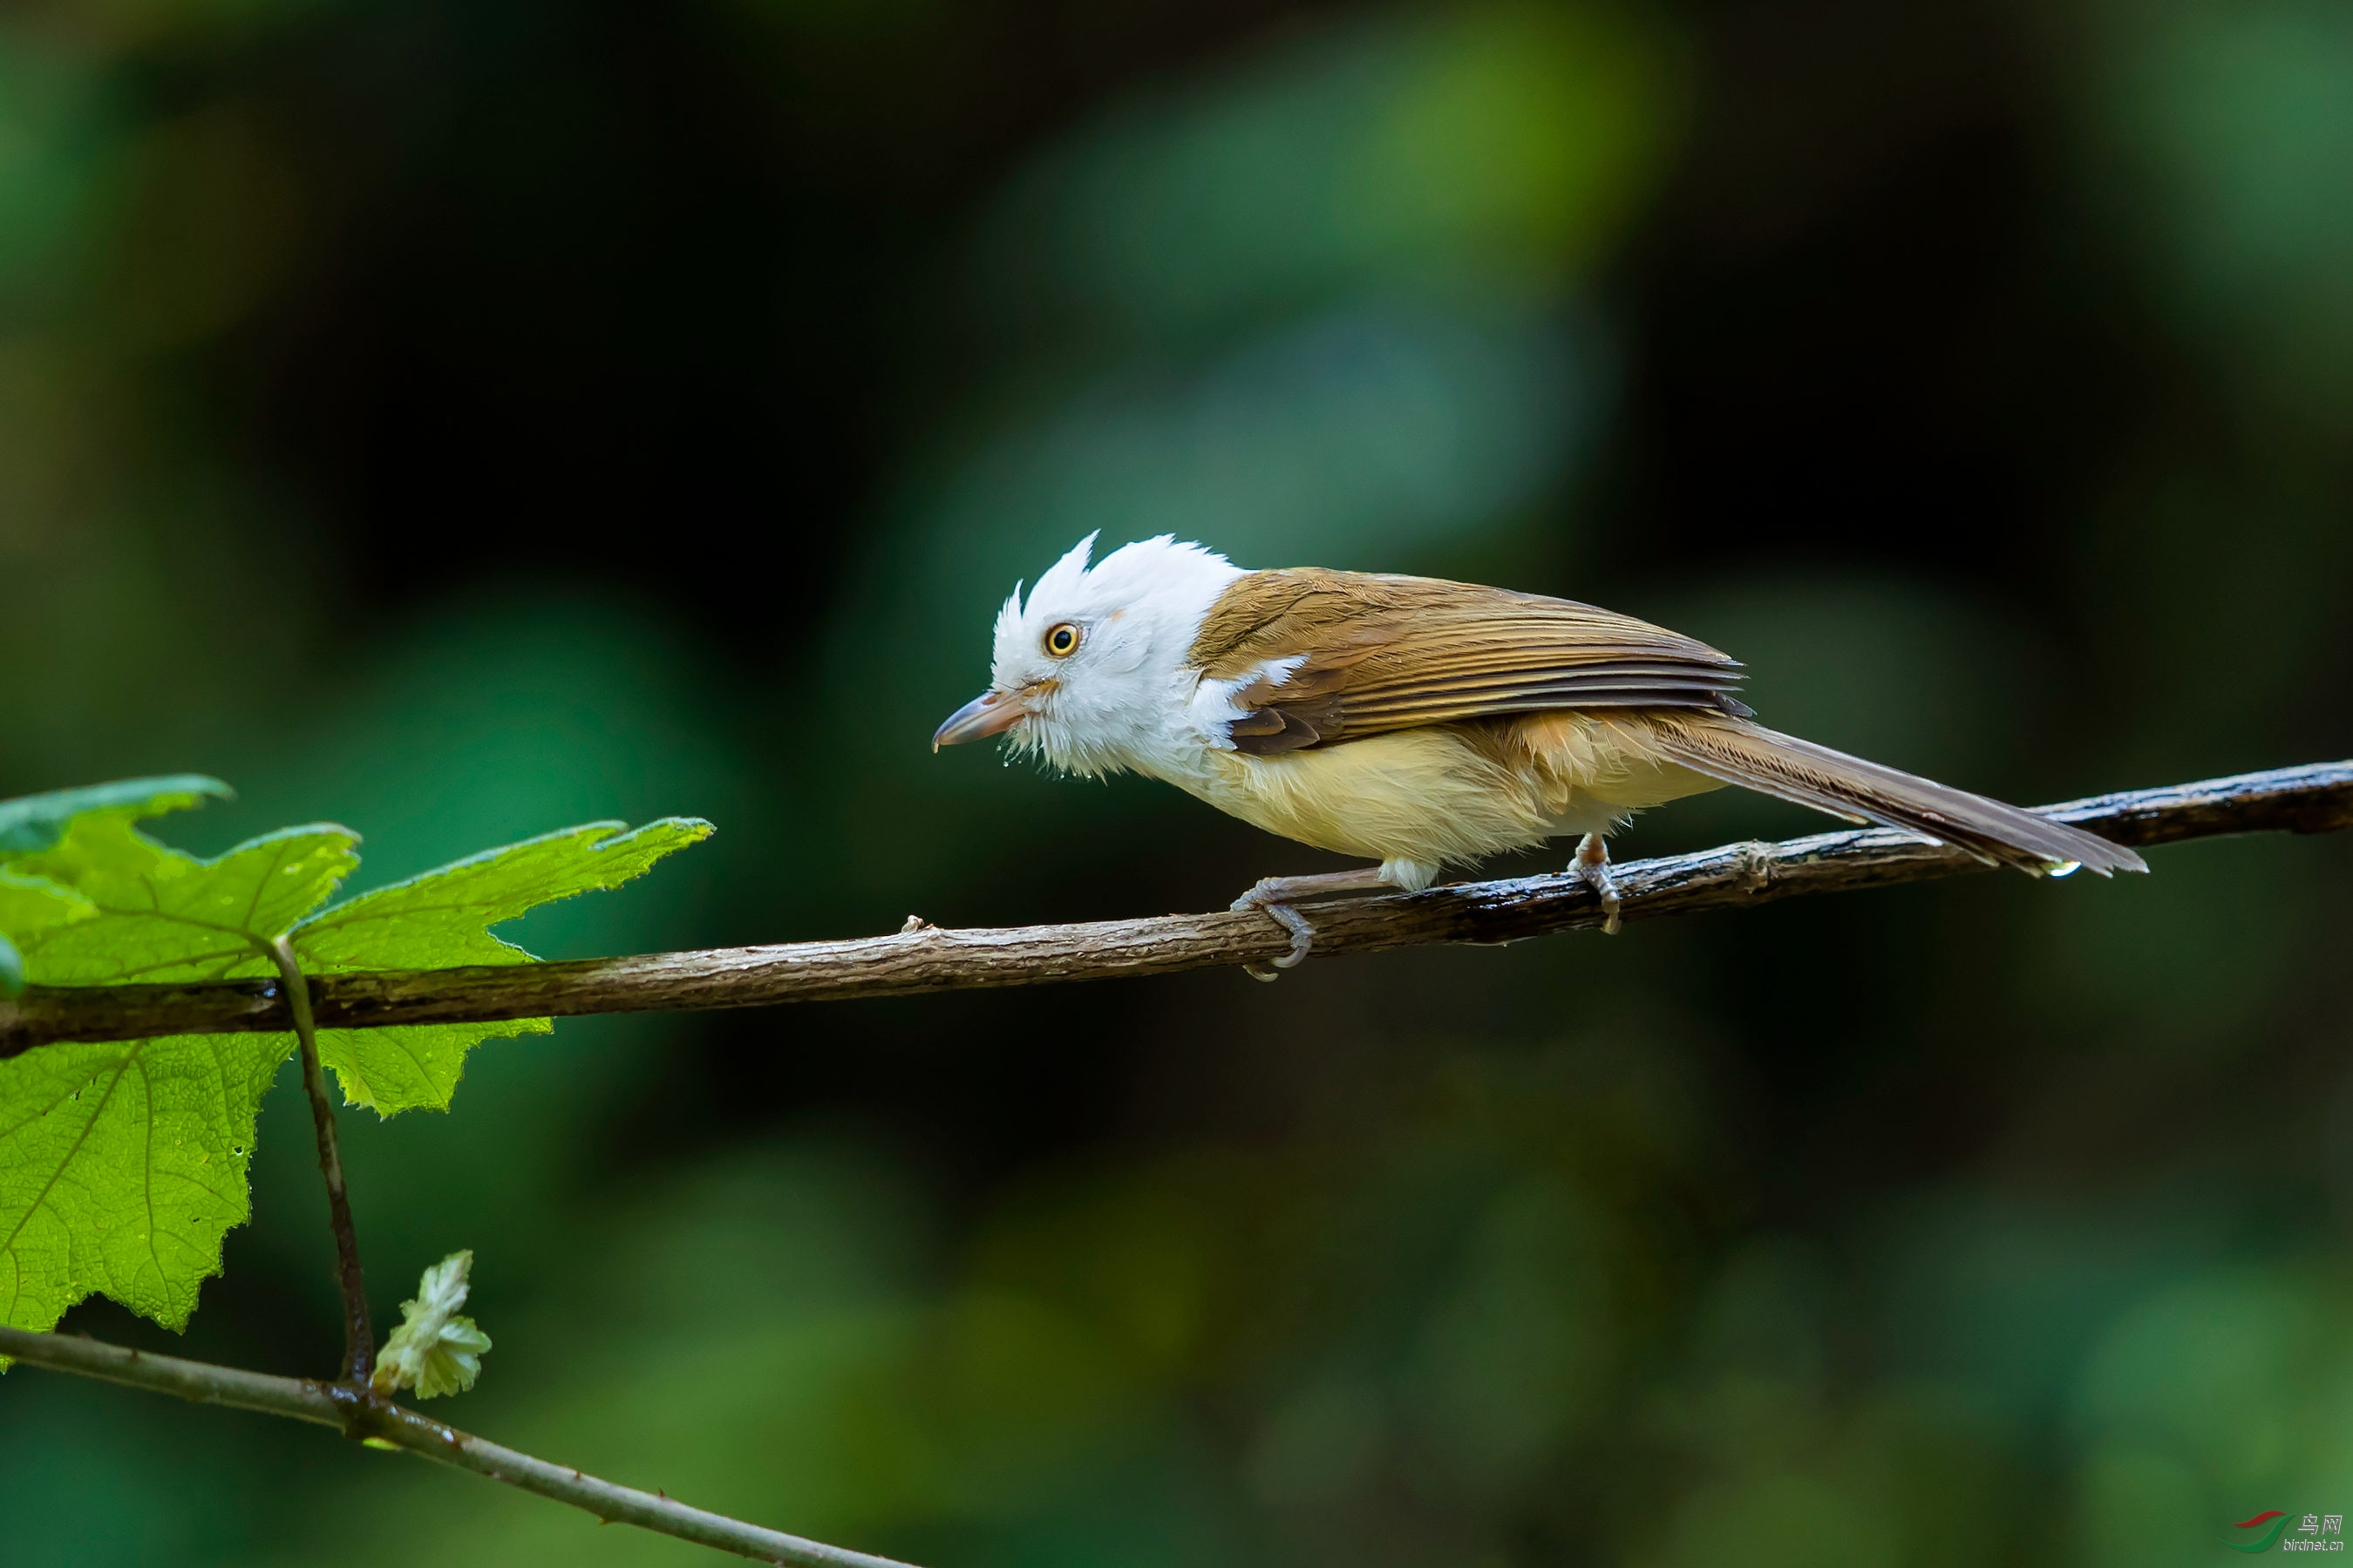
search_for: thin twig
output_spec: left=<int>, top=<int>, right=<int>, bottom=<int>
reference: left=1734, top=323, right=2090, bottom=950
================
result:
left=269, top=934, right=374, bottom=1383
left=3, top=759, right=2349, bottom=1057
left=0, top=1325, right=919, bottom=1568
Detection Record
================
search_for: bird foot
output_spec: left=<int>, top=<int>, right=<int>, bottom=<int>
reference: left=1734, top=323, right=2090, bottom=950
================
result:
left=1232, top=880, right=1316, bottom=981
left=1227, top=866, right=1399, bottom=980
left=1573, top=832, right=1622, bottom=935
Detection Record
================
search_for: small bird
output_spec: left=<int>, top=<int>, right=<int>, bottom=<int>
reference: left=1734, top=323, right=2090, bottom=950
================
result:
left=934, top=533, right=2146, bottom=974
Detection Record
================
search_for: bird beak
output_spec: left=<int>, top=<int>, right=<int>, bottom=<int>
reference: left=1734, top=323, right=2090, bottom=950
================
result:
left=932, top=689, right=1030, bottom=750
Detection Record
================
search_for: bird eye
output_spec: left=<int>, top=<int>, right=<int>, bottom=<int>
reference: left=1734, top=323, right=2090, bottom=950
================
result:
left=1043, top=622, right=1081, bottom=657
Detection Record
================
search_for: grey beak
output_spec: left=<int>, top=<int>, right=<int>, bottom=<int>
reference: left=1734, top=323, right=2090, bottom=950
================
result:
left=932, top=689, right=1030, bottom=750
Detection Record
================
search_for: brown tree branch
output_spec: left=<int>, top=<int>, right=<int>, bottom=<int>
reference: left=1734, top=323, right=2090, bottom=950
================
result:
left=1, top=759, right=2346, bottom=1568
left=3, top=759, right=2348, bottom=1058
left=0, top=1325, right=919, bottom=1568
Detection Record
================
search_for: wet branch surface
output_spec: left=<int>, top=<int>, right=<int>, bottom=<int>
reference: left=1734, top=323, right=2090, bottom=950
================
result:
left=0, top=1326, right=919, bottom=1568
left=5, top=759, right=2348, bottom=1058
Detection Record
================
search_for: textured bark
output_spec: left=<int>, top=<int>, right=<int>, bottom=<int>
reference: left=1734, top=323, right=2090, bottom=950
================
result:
left=3, top=759, right=2348, bottom=1058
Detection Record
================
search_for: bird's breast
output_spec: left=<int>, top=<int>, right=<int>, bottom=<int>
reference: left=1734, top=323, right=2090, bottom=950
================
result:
left=1161, top=711, right=1723, bottom=867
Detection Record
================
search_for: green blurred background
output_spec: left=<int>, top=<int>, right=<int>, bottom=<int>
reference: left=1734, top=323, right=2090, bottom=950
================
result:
left=3, top=0, right=2351, bottom=1562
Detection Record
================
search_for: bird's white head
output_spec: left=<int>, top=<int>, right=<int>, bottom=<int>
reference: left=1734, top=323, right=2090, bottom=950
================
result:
left=932, top=533, right=1244, bottom=777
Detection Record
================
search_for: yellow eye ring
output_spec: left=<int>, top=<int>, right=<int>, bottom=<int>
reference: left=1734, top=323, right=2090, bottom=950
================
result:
left=1043, top=622, right=1081, bottom=657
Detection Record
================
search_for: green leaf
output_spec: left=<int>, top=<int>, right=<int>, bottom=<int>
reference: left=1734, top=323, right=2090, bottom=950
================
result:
left=0, top=780, right=711, bottom=1341
left=0, top=776, right=231, bottom=860
left=292, top=816, right=717, bottom=967
left=10, top=821, right=360, bottom=986
left=0, top=1033, right=284, bottom=1337
left=0, top=869, right=94, bottom=999
left=1, top=780, right=214, bottom=1001
left=0, top=797, right=353, bottom=1336
left=289, top=817, right=713, bottom=1114
left=372, top=1249, right=492, bottom=1399
left=0, top=869, right=95, bottom=933
left=307, top=1020, right=549, bottom=1118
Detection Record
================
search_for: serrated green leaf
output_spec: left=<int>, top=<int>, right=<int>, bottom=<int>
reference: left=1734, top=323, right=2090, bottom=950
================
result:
left=0, top=1032, right=286, bottom=1336
left=308, top=1019, right=551, bottom=1118
left=293, top=817, right=716, bottom=967
left=10, top=820, right=360, bottom=985
left=0, top=777, right=235, bottom=997
left=0, top=782, right=712, bottom=1343
left=0, top=776, right=232, bottom=860
left=0, top=800, right=352, bottom=1337
left=288, top=818, right=711, bottom=1114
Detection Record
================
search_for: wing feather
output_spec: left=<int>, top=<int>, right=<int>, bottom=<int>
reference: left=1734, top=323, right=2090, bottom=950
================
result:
left=1188, top=569, right=1748, bottom=753
left=1646, top=713, right=2150, bottom=876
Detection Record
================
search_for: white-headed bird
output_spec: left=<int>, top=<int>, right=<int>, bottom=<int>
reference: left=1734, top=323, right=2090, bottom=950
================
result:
left=934, top=534, right=2146, bottom=974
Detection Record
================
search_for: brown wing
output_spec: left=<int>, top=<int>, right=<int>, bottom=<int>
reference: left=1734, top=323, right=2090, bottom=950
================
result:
left=1190, top=569, right=1751, bottom=755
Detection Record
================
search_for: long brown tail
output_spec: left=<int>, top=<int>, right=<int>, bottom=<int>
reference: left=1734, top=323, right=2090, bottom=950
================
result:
left=1647, top=713, right=2149, bottom=876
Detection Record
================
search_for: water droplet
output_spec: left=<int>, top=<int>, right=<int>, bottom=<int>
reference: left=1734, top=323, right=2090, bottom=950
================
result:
left=2048, top=860, right=2082, bottom=879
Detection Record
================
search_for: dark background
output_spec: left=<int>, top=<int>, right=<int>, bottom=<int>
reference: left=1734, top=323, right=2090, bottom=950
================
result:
left=3, top=1, right=2350, bottom=1564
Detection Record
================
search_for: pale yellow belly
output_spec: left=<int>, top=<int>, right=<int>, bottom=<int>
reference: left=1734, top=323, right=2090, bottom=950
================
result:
left=1173, top=711, right=1722, bottom=875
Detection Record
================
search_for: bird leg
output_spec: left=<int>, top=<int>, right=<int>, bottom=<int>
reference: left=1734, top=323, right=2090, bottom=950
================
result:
left=1573, top=832, right=1623, bottom=934
left=1231, top=867, right=1398, bottom=981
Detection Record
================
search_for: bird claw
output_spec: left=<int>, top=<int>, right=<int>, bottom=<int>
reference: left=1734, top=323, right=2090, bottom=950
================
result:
left=1573, top=833, right=1623, bottom=935
left=1232, top=879, right=1316, bottom=980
